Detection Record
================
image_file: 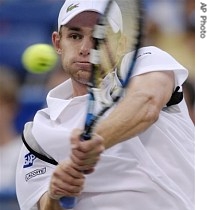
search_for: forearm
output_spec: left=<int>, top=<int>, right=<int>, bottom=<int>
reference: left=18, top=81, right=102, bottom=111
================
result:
left=95, top=90, right=158, bottom=148
left=95, top=71, right=174, bottom=149
left=38, top=192, right=63, bottom=210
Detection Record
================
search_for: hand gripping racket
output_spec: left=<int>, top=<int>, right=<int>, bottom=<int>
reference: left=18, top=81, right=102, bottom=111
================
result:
left=60, top=0, right=143, bottom=208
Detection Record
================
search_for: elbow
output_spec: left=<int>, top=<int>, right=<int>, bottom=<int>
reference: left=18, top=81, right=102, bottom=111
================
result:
left=141, top=95, right=161, bottom=125
left=146, top=105, right=160, bottom=124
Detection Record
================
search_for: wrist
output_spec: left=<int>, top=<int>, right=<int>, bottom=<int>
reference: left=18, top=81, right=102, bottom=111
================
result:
left=39, top=192, right=62, bottom=210
left=48, top=191, right=61, bottom=200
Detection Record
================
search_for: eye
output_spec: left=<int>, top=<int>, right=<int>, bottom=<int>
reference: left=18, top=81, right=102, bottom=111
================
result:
left=69, top=33, right=83, bottom=40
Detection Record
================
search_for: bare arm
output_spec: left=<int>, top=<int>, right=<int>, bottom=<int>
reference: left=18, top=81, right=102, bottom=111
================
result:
left=38, top=192, right=62, bottom=210
left=95, top=71, right=175, bottom=148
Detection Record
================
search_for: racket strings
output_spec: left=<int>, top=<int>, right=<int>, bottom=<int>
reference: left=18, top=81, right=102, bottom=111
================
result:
left=84, top=0, right=143, bottom=136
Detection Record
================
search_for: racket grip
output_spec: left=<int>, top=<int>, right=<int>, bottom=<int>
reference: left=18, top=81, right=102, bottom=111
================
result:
left=82, top=133, right=91, bottom=141
left=59, top=196, right=77, bottom=209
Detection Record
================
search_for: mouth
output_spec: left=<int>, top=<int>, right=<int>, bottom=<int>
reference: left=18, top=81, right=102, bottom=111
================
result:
left=75, top=62, right=92, bottom=71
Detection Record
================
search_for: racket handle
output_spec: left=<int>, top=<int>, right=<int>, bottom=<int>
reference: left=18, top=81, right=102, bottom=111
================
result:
left=59, top=196, right=77, bottom=209
left=82, top=133, right=91, bottom=141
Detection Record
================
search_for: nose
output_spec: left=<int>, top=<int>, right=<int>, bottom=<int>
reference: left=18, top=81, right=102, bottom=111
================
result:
left=79, top=37, right=93, bottom=56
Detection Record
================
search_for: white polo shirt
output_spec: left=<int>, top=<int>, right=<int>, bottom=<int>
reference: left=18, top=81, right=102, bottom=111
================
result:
left=16, top=46, right=194, bottom=210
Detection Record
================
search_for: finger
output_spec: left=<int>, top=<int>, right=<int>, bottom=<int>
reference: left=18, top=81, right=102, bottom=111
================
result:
left=71, top=153, right=99, bottom=167
left=70, top=129, right=83, bottom=148
left=70, top=158, right=98, bottom=172
left=71, top=146, right=102, bottom=160
left=59, top=159, right=84, bottom=178
left=52, top=165, right=84, bottom=187
left=49, top=164, right=85, bottom=199
left=75, top=138, right=105, bottom=154
left=49, top=184, right=84, bottom=199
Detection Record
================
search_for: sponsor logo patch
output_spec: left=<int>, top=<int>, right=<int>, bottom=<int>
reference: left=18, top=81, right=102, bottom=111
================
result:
left=23, top=153, right=36, bottom=168
left=137, top=51, right=152, bottom=58
left=25, top=167, right=46, bottom=181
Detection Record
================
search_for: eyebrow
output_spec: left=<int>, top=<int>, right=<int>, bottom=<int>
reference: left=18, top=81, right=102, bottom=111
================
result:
left=66, top=26, right=82, bottom=32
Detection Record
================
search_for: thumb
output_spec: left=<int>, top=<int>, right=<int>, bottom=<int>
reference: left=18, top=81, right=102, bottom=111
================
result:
left=70, top=128, right=83, bottom=149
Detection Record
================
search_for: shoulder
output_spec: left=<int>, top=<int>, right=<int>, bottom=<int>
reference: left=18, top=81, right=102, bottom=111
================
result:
left=16, top=144, right=54, bottom=210
left=121, top=46, right=186, bottom=71
left=139, top=46, right=165, bottom=54
left=119, top=46, right=189, bottom=88
left=137, top=46, right=183, bottom=65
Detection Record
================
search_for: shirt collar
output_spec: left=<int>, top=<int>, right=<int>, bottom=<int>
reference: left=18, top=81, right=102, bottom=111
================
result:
left=46, top=79, right=87, bottom=120
left=46, top=68, right=121, bottom=121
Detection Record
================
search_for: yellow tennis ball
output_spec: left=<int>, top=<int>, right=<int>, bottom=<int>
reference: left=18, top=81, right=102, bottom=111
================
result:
left=22, top=44, right=58, bottom=74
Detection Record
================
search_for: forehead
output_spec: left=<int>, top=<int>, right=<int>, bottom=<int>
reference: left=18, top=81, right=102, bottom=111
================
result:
left=65, top=11, right=100, bottom=28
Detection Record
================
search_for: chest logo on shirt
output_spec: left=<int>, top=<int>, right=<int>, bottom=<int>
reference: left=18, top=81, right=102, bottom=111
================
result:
left=25, top=167, right=46, bottom=181
left=23, top=153, right=37, bottom=168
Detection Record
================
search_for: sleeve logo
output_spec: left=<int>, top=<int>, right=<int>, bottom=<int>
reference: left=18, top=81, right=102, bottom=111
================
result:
left=25, top=167, right=46, bottom=181
left=23, top=153, right=37, bottom=168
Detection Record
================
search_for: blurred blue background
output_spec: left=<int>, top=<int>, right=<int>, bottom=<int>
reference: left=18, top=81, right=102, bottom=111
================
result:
left=0, top=0, right=65, bottom=134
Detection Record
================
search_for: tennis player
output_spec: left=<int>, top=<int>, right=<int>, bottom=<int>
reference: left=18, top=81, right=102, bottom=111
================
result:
left=16, top=0, right=194, bottom=210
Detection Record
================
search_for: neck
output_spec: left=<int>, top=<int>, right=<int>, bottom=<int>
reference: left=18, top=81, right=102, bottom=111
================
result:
left=71, top=80, right=88, bottom=97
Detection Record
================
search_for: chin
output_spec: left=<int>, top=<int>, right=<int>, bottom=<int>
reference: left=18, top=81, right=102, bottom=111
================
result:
left=75, top=77, right=89, bottom=86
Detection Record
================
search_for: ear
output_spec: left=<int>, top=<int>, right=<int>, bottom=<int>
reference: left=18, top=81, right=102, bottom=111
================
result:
left=52, top=31, right=62, bottom=54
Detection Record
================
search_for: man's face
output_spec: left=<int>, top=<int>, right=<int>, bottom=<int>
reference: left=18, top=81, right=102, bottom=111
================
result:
left=53, top=11, right=123, bottom=87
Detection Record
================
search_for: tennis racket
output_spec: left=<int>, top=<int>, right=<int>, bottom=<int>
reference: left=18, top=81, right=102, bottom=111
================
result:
left=60, top=0, right=144, bottom=208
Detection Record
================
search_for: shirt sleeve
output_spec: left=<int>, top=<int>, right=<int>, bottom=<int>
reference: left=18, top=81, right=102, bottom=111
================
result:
left=16, top=145, right=56, bottom=210
left=120, top=46, right=189, bottom=89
